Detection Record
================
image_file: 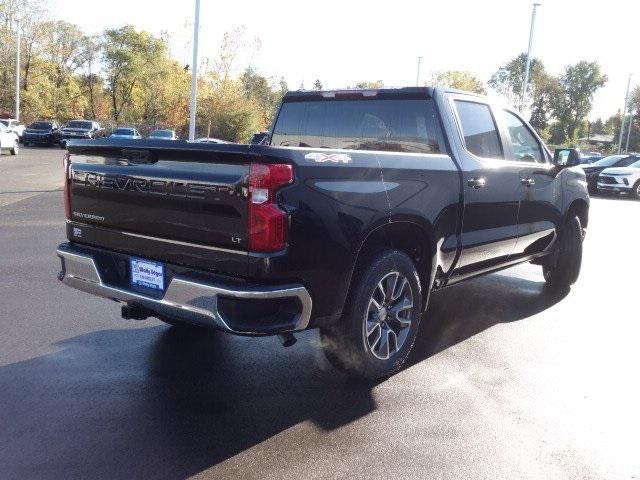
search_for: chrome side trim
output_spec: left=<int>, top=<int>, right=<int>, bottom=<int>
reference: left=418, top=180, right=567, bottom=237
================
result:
left=120, top=230, right=249, bottom=256
left=57, top=248, right=312, bottom=334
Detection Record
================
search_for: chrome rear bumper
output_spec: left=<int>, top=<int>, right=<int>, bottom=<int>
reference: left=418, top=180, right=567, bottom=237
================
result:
left=56, top=247, right=312, bottom=335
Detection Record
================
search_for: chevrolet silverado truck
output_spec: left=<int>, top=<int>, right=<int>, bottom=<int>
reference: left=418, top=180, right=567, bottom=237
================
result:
left=56, top=87, right=589, bottom=380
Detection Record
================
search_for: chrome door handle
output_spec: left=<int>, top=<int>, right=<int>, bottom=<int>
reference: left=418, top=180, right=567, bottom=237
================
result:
left=467, top=177, right=486, bottom=189
left=521, top=177, right=535, bottom=187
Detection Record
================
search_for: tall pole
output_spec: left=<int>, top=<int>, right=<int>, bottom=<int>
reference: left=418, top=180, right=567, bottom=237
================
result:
left=15, top=20, right=20, bottom=121
left=416, top=56, right=422, bottom=86
left=625, top=111, right=633, bottom=153
left=188, top=0, right=200, bottom=142
left=521, top=3, right=541, bottom=110
left=618, top=74, right=632, bottom=154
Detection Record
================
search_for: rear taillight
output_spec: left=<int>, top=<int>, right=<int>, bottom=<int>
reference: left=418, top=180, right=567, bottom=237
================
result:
left=248, top=163, right=293, bottom=252
left=63, top=152, right=71, bottom=220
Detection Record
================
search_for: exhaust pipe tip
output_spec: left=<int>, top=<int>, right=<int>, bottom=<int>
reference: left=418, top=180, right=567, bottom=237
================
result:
left=278, top=332, right=297, bottom=348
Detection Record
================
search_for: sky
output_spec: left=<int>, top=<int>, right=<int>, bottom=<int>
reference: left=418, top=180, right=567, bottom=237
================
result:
left=52, top=0, right=639, bottom=120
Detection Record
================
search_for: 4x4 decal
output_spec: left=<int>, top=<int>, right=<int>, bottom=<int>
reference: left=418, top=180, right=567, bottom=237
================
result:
left=304, top=152, right=352, bottom=164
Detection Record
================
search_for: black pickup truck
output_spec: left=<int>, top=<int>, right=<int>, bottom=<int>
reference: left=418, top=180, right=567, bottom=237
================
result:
left=56, top=87, right=589, bottom=380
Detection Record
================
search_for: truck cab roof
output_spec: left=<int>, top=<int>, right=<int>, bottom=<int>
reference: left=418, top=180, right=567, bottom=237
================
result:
left=282, top=86, right=487, bottom=102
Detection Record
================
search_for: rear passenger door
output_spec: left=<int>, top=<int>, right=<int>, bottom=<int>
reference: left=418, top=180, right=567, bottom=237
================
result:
left=447, top=95, right=522, bottom=277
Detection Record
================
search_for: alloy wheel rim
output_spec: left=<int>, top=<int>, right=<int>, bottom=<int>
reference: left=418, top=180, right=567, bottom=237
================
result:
left=363, top=271, right=414, bottom=360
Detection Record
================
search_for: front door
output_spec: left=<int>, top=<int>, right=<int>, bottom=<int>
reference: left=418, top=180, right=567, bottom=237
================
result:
left=495, top=109, right=561, bottom=258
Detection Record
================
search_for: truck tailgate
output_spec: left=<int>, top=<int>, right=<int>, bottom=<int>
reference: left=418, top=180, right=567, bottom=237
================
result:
left=66, top=141, right=255, bottom=274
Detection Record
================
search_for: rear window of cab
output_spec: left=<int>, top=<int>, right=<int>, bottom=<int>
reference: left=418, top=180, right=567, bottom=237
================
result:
left=271, top=99, right=445, bottom=154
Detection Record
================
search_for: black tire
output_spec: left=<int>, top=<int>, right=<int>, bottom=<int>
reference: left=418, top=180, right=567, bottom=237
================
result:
left=543, top=215, right=583, bottom=291
left=10, top=140, right=19, bottom=155
left=320, top=250, right=424, bottom=381
left=633, top=181, right=640, bottom=200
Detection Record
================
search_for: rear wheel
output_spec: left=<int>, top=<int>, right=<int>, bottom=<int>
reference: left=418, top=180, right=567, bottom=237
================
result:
left=320, top=250, right=424, bottom=380
left=543, top=215, right=583, bottom=291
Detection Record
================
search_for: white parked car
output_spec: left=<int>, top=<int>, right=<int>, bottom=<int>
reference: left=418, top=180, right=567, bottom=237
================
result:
left=597, top=159, right=640, bottom=199
left=194, top=137, right=230, bottom=144
left=0, top=118, right=25, bottom=140
left=148, top=129, right=178, bottom=140
left=0, top=122, right=19, bottom=155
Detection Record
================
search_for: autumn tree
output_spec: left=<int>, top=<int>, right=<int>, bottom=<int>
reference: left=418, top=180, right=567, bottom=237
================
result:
left=240, top=67, right=287, bottom=130
left=353, top=80, right=384, bottom=89
left=430, top=70, right=486, bottom=94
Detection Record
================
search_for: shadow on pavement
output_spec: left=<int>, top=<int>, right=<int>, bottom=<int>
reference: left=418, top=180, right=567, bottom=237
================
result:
left=0, top=271, right=566, bottom=479
left=409, top=271, right=568, bottom=365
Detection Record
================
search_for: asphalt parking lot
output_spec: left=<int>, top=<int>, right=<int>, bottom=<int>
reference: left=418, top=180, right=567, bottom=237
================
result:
left=0, top=147, right=639, bottom=480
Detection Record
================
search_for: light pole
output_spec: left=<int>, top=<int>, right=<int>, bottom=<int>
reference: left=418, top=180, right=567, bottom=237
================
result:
left=521, top=2, right=541, bottom=110
left=625, top=110, right=633, bottom=153
left=15, top=19, right=20, bottom=121
left=416, top=56, right=422, bottom=86
left=618, top=74, right=632, bottom=154
left=188, top=0, right=200, bottom=142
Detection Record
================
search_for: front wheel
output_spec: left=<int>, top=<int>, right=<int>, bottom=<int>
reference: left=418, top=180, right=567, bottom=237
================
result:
left=543, top=215, right=583, bottom=291
left=633, top=181, right=640, bottom=200
left=11, top=140, right=19, bottom=155
left=320, top=250, right=424, bottom=380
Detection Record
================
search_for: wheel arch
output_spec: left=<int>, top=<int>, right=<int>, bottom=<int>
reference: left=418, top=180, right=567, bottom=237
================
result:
left=566, top=198, right=589, bottom=230
left=349, top=220, right=436, bottom=311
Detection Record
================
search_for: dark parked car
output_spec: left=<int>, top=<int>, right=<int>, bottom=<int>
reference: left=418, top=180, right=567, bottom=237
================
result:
left=579, top=152, right=603, bottom=164
left=57, top=87, right=588, bottom=380
left=22, top=121, right=61, bottom=146
left=581, top=154, right=640, bottom=192
left=60, top=120, right=106, bottom=148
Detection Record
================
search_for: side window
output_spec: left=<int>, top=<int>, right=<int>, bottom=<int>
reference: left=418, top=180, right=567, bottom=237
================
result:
left=454, top=100, right=503, bottom=159
left=618, top=157, right=638, bottom=167
left=271, top=102, right=305, bottom=146
left=500, top=110, right=544, bottom=163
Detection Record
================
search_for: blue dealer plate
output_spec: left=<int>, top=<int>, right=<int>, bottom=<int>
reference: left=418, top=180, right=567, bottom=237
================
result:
left=130, top=258, right=165, bottom=291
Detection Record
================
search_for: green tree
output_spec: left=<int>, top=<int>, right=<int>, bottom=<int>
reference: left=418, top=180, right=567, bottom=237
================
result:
left=488, top=53, right=548, bottom=109
left=430, top=70, right=486, bottom=94
left=101, top=26, right=167, bottom=122
left=550, top=61, right=607, bottom=143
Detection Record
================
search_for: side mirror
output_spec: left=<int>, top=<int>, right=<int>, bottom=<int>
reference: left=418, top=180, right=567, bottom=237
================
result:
left=553, top=148, right=580, bottom=168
